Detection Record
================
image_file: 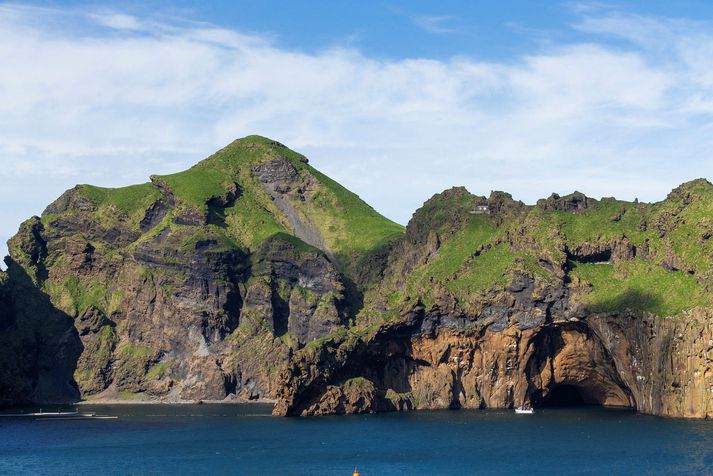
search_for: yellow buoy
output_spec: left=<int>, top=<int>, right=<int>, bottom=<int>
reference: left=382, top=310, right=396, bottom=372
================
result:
left=352, top=468, right=360, bottom=476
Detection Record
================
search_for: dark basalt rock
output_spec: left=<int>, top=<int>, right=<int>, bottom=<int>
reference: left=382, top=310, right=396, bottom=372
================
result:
left=43, top=186, right=97, bottom=215
left=406, top=186, right=479, bottom=245
left=248, top=235, right=346, bottom=345
left=566, top=237, right=636, bottom=264
left=537, top=191, right=594, bottom=213
left=0, top=262, right=82, bottom=406
left=140, top=199, right=169, bottom=232
left=173, top=208, right=207, bottom=226
left=254, top=157, right=300, bottom=185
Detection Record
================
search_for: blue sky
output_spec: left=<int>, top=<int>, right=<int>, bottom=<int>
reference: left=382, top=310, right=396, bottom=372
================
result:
left=24, top=0, right=713, bottom=59
left=2, top=1, right=713, bottom=262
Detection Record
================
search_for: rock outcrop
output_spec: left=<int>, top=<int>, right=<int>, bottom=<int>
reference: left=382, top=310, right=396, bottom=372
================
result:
left=274, top=285, right=713, bottom=419
left=273, top=177, right=713, bottom=418
left=0, top=136, right=401, bottom=404
left=1, top=136, right=712, bottom=421
left=0, top=263, right=81, bottom=405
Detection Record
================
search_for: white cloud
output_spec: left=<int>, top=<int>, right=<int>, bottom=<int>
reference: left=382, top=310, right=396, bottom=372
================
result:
left=1, top=4, right=713, bottom=265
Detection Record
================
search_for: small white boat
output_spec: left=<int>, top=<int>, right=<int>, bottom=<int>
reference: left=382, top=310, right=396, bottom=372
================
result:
left=515, top=407, right=534, bottom=414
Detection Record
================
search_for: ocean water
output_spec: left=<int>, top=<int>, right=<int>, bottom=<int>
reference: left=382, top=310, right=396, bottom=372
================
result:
left=1, top=404, right=712, bottom=475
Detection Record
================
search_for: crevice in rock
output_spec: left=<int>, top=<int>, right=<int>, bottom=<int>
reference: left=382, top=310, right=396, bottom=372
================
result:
left=567, top=247, right=612, bottom=264
left=140, top=200, right=169, bottom=232
left=270, top=279, right=290, bottom=337
left=207, top=183, right=241, bottom=228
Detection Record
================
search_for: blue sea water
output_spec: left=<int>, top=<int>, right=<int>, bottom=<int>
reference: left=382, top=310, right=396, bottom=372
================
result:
left=0, top=404, right=712, bottom=475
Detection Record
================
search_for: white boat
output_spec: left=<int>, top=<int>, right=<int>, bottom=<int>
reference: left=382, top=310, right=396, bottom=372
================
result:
left=515, top=407, right=534, bottom=414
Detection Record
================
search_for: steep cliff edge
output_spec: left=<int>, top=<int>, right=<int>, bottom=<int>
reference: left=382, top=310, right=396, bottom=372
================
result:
left=0, top=264, right=80, bottom=405
left=273, top=180, right=713, bottom=418
left=1, top=136, right=712, bottom=419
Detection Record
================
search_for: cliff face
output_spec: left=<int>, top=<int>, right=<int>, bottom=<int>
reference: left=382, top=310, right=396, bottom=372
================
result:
left=273, top=293, right=713, bottom=419
left=1, top=136, right=401, bottom=403
left=0, top=264, right=80, bottom=405
left=272, top=180, right=713, bottom=418
left=1, top=136, right=712, bottom=419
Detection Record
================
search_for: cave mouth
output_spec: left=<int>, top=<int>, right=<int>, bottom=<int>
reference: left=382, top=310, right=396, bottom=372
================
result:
left=537, top=384, right=601, bottom=408
left=567, top=248, right=612, bottom=264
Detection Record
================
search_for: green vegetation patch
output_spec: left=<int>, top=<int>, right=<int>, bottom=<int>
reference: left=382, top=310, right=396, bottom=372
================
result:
left=224, top=193, right=286, bottom=249
left=57, top=276, right=110, bottom=317
left=446, top=243, right=516, bottom=296
left=571, top=259, right=709, bottom=316
left=403, top=217, right=513, bottom=300
left=119, top=344, right=154, bottom=361
left=419, top=216, right=496, bottom=281
left=307, top=166, right=405, bottom=259
left=146, top=361, right=169, bottom=380
left=154, top=166, right=227, bottom=209
left=77, top=183, right=161, bottom=217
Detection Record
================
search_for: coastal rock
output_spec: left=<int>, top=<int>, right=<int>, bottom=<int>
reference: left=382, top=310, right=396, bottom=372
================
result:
left=1, top=136, right=712, bottom=422
left=0, top=136, right=381, bottom=405
left=274, top=303, right=713, bottom=419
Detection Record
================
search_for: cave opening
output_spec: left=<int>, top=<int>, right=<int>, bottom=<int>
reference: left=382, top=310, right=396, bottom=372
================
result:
left=538, top=385, right=588, bottom=407
left=567, top=248, right=612, bottom=264
left=536, top=381, right=636, bottom=408
left=526, top=324, right=637, bottom=411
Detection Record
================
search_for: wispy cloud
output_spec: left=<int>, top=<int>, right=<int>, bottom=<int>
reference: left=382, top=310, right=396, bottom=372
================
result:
left=411, top=14, right=463, bottom=34
left=0, top=4, right=712, bottom=263
left=91, top=13, right=142, bottom=30
left=567, top=2, right=628, bottom=15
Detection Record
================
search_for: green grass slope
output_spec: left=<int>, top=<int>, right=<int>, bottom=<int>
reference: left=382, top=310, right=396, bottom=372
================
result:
left=151, top=135, right=404, bottom=269
left=374, top=180, right=713, bottom=319
left=37, top=135, right=404, bottom=278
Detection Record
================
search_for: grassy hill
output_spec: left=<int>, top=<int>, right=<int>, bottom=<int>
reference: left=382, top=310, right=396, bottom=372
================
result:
left=39, top=135, right=404, bottom=277
left=367, top=179, right=713, bottom=320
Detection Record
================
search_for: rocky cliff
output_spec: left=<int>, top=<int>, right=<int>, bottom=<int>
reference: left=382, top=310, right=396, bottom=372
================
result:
left=1, top=136, right=712, bottom=419
left=272, top=181, right=713, bottom=418
left=0, top=136, right=401, bottom=403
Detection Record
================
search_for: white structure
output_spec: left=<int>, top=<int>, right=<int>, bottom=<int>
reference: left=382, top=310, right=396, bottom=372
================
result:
left=469, top=205, right=490, bottom=215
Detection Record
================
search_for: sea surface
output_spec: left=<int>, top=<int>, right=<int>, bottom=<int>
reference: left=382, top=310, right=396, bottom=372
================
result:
left=1, top=404, right=712, bottom=475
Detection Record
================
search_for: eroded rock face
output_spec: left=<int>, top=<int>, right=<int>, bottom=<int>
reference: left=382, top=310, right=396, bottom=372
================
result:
left=587, top=309, right=713, bottom=418
left=253, top=157, right=331, bottom=259
left=537, top=191, right=594, bottom=213
left=0, top=137, right=355, bottom=405
left=282, top=238, right=713, bottom=417
left=274, top=289, right=713, bottom=418
left=53, top=224, right=345, bottom=403
left=566, top=237, right=636, bottom=264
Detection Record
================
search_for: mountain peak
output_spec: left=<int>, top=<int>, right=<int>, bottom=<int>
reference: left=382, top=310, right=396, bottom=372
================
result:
left=213, top=135, right=309, bottom=165
left=667, top=178, right=712, bottom=201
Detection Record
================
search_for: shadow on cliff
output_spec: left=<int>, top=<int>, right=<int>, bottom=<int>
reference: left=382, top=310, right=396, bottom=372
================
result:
left=340, top=275, right=365, bottom=325
left=1, top=258, right=82, bottom=406
left=580, top=288, right=663, bottom=315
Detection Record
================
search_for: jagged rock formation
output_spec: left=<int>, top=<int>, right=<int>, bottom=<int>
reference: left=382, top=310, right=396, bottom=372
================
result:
left=274, top=292, right=713, bottom=419
left=0, top=136, right=401, bottom=403
left=272, top=178, right=713, bottom=418
left=0, top=136, right=712, bottom=419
